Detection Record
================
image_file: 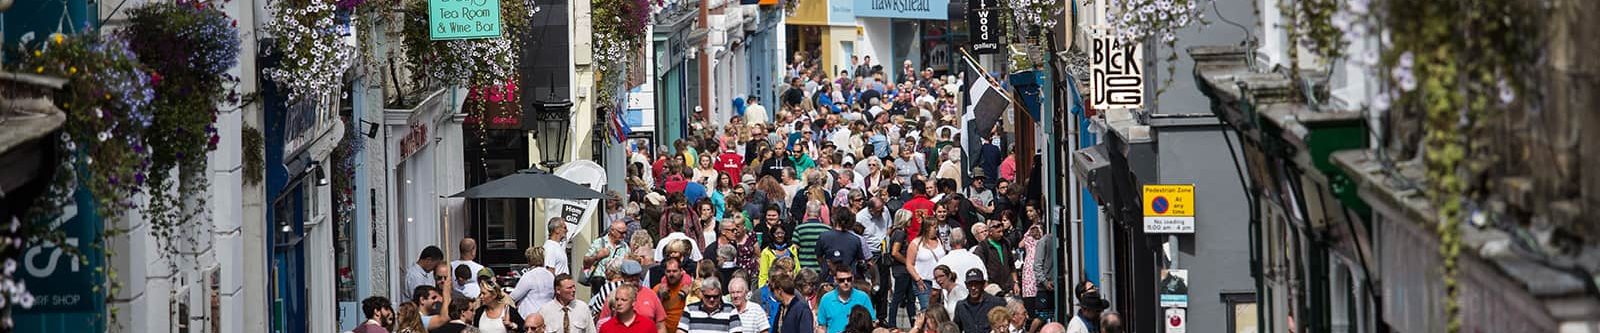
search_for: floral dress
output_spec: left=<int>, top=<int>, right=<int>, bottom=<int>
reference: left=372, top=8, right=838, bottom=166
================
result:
left=1019, top=236, right=1040, bottom=298
left=736, top=234, right=761, bottom=279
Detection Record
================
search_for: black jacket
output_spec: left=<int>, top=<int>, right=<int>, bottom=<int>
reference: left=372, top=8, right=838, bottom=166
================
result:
left=974, top=240, right=1015, bottom=293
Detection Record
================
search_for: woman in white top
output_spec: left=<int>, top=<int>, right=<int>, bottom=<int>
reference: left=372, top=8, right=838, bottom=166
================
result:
left=509, top=247, right=556, bottom=319
left=693, top=154, right=720, bottom=190
left=906, top=220, right=946, bottom=310
left=474, top=276, right=524, bottom=333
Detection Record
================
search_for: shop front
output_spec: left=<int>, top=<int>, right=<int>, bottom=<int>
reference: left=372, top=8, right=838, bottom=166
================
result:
left=266, top=75, right=347, bottom=333
left=745, top=2, right=784, bottom=108
left=785, top=0, right=856, bottom=76
left=853, top=0, right=955, bottom=82
left=654, top=2, right=698, bottom=143
left=383, top=88, right=467, bottom=304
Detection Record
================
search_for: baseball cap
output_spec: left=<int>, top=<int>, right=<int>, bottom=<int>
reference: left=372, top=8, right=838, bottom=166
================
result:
left=620, top=259, right=644, bottom=276
left=964, top=268, right=987, bottom=283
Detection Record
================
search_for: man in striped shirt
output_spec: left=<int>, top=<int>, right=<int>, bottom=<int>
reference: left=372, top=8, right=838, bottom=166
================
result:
left=679, top=278, right=739, bottom=333
left=727, top=276, right=771, bottom=333
left=792, top=200, right=832, bottom=271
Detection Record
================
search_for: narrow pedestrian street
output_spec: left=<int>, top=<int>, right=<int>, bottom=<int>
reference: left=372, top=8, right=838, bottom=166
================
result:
left=1, top=0, right=1598, bottom=332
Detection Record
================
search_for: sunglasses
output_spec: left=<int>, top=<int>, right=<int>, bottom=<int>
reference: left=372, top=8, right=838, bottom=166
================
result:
left=836, top=276, right=854, bottom=283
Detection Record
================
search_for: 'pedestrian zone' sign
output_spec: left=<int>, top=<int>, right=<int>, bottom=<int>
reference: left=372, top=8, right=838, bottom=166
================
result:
left=1143, top=184, right=1195, bottom=233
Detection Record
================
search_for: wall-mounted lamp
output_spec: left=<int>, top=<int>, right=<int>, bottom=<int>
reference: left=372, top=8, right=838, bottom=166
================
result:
left=307, top=162, right=328, bottom=186
left=360, top=120, right=380, bottom=139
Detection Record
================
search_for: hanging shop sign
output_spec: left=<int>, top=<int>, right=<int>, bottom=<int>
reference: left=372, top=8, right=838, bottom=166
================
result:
left=17, top=177, right=104, bottom=315
left=966, top=0, right=1003, bottom=54
left=1143, top=184, right=1195, bottom=233
left=429, top=0, right=503, bottom=40
left=282, top=90, right=340, bottom=159
left=541, top=161, right=608, bottom=243
left=1090, top=36, right=1144, bottom=110
left=855, top=0, right=949, bottom=20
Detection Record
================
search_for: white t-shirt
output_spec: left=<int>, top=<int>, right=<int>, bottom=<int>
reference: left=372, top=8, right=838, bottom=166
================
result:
left=936, top=249, right=988, bottom=286
left=543, top=239, right=570, bottom=275
left=746, top=104, right=769, bottom=125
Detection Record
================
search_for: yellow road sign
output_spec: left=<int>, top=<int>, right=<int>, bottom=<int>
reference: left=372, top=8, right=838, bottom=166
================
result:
left=1143, top=184, right=1195, bottom=233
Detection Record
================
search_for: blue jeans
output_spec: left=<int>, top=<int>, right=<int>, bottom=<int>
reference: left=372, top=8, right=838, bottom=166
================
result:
left=888, top=268, right=925, bottom=328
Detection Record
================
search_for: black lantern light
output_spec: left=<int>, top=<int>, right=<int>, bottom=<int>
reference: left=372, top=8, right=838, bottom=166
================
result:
left=533, top=95, right=574, bottom=172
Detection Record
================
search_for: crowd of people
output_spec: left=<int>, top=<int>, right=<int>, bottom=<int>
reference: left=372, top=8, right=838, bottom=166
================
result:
left=349, top=51, right=1125, bottom=333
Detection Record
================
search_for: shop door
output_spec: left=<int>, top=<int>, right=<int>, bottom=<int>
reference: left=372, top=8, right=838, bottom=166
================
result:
left=271, top=184, right=308, bottom=333
left=466, top=130, right=533, bottom=273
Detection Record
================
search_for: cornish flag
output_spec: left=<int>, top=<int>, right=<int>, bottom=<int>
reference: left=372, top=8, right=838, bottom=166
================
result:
left=960, top=59, right=1010, bottom=161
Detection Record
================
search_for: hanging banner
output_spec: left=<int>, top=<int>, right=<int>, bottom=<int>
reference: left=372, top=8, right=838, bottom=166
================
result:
left=542, top=161, right=608, bottom=244
left=1090, top=36, right=1144, bottom=110
left=966, top=0, right=1003, bottom=54
left=1143, top=184, right=1195, bottom=233
left=429, top=0, right=503, bottom=40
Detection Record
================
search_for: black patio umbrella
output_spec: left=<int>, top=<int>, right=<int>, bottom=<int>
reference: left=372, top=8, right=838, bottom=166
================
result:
left=449, top=169, right=604, bottom=199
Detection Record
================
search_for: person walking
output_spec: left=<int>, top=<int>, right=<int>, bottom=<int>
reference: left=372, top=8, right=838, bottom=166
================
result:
left=728, top=276, right=772, bottom=333
left=583, top=221, right=633, bottom=291
left=355, top=296, right=393, bottom=333
left=404, top=246, right=445, bottom=302
left=679, top=278, right=740, bottom=333
left=473, top=277, right=525, bottom=333
left=815, top=262, right=875, bottom=333
left=544, top=218, right=571, bottom=275
left=885, top=210, right=924, bottom=328
left=951, top=269, right=1005, bottom=333
left=511, top=247, right=557, bottom=319
left=768, top=269, right=815, bottom=333
left=599, top=285, right=657, bottom=333
left=792, top=200, right=831, bottom=271
left=537, top=274, right=595, bottom=333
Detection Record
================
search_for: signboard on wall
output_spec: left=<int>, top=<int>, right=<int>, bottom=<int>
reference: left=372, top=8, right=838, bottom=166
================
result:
left=1090, top=36, right=1144, bottom=110
left=1165, top=308, right=1187, bottom=333
left=429, top=0, right=503, bottom=40
left=282, top=90, right=339, bottom=160
left=541, top=161, right=608, bottom=243
left=829, top=0, right=856, bottom=25
left=855, top=0, right=950, bottom=20
left=14, top=170, right=106, bottom=331
left=1159, top=269, right=1189, bottom=307
left=1143, top=184, right=1195, bottom=233
left=966, top=0, right=1003, bottom=54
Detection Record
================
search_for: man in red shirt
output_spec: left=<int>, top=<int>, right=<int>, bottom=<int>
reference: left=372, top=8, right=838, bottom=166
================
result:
left=716, top=148, right=744, bottom=183
left=901, top=179, right=935, bottom=240
left=600, top=284, right=657, bottom=333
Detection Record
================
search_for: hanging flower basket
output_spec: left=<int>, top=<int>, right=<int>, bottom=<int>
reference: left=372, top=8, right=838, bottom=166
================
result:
left=264, top=0, right=354, bottom=104
left=18, top=33, right=155, bottom=218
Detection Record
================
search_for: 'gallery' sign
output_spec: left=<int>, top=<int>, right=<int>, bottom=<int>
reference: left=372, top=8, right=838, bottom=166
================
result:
left=966, top=0, right=1003, bottom=54
left=855, top=0, right=948, bottom=20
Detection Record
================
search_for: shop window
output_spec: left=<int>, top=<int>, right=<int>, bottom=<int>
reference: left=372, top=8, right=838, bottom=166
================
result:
left=334, top=82, right=358, bottom=303
left=1223, top=292, right=1258, bottom=333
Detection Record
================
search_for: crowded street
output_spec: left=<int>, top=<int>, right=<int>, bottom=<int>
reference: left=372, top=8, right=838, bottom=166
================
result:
left=3, top=0, right=1599, bottom=332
